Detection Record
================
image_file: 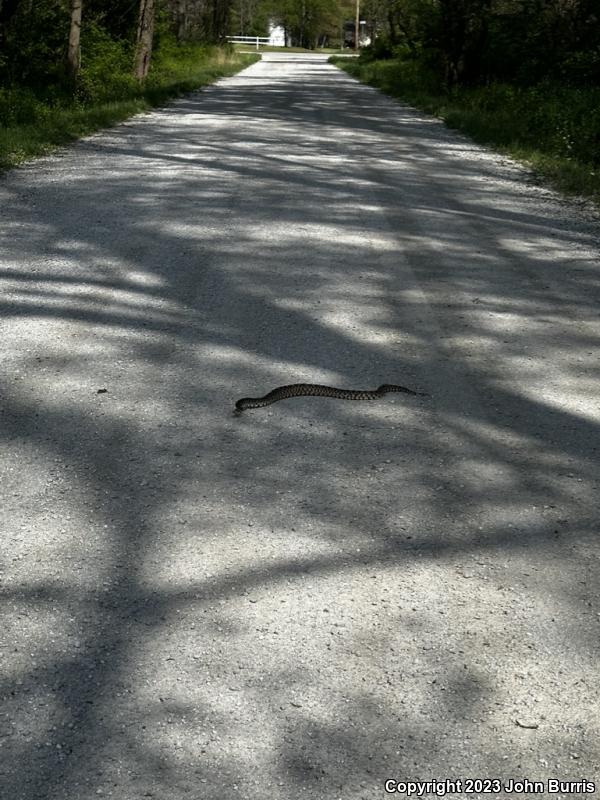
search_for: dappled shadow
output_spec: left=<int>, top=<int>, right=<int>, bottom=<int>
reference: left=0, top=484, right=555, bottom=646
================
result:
left=1, top=53, right=599, bottom=799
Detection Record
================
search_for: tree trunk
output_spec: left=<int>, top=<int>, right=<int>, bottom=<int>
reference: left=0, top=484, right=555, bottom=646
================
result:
left=0, top=0, right=20, bottom=56
left=237, top=0, right=244, bottom=36
left=0, top=0, right=20, bottom=28
left=66, top=0, right=83, bottom=82
left=134, top=0, right=155, bottom=82
left=176, top=0, right=187, bottom=42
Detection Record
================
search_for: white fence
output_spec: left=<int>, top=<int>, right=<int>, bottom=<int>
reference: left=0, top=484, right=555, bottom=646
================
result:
left=227, top=36, right=273, bottom=50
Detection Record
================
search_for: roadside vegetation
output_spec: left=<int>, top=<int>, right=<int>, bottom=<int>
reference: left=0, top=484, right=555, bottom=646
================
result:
left=333, top=1, right=600, bottom=203
left=0, top=2, right=258, bottom=171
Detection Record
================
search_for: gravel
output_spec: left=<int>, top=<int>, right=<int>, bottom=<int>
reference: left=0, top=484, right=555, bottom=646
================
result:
left=1, top=53, right=599, bottom=800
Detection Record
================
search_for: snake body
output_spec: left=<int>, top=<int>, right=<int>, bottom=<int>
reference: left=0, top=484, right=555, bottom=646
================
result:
left=235, top=383, right=427, bottom=413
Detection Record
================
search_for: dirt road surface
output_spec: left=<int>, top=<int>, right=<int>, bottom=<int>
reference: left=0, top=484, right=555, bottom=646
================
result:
left=1, top=53, right=599, bottom=800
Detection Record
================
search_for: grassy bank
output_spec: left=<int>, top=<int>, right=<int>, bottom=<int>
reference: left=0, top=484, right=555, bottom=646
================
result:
left=333, top=57, right=600, bottom=203
left=0, top=46, right=258, bottom=172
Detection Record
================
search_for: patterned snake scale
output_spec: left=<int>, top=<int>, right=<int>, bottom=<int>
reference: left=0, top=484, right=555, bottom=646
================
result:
left=235, top=383, right=429, bottom=413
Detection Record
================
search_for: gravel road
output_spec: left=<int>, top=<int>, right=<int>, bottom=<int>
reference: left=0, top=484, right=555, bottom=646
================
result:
left=1, top=52, right=599, bottom=800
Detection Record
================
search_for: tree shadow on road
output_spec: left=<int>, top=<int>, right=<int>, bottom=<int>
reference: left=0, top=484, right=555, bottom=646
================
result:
left=1, top=57, right=599, bottom=799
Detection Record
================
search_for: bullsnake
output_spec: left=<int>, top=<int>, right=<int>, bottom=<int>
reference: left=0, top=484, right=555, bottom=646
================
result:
left=235, top=383, right=428, bottom=413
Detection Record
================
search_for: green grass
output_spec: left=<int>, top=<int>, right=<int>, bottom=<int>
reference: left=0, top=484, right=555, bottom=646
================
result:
left=332, top=57, right=600, bottom=204
left=0, top=47, right=259, bottom=172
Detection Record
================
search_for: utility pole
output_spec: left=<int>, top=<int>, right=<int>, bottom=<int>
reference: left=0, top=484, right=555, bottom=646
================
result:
left=355, top=0, right=359, bottom=51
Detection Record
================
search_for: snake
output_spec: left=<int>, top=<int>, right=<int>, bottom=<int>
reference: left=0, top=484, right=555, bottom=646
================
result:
left=234, top=383, right=428, bottom=413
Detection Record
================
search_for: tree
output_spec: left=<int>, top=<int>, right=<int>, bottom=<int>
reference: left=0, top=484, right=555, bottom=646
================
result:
left=435, top=0, right=493, bottom=86
left=67, top=0, right=83, bottom=81
left=0, top=0, right=20, bottom=71
left=267, top=0, right=345, bottom=47
left=164, top=0, right=234, bottom=43
left=359, top=0, right=600, bottom=87
left=134, top=0, right=155, bottom=81
left=229, top=0, right=269, bottom=36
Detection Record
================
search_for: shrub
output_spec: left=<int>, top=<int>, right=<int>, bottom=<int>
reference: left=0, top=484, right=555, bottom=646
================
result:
left=335, top=57, right=600, bottom=200
left=78, top=22, right=136, bottom=103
